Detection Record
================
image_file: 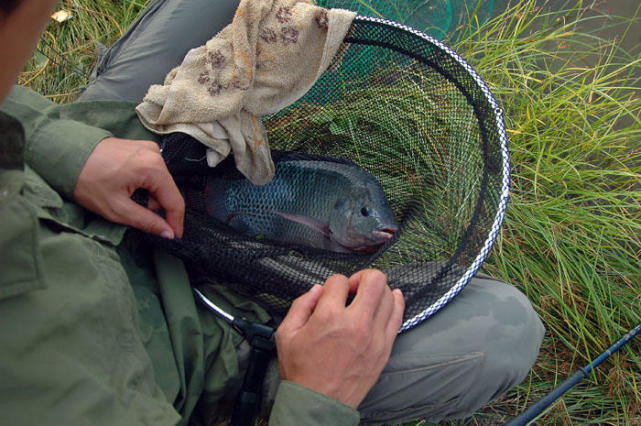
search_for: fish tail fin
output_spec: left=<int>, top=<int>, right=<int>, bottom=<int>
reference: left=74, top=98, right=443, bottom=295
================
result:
left=204, top=178, right=230, bottom=222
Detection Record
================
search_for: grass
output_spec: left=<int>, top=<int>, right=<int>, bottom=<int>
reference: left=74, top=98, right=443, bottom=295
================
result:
left=20, top=0, right=641, bottom=424
left=19, top=0, right=146, bottom=101
left=446, top=1, right=641, bottom=424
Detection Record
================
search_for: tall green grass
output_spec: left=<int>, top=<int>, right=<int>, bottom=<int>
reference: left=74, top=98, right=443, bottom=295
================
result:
left=20, top=0, right=641, bottom=424
left=19, top=0, right=146, bottom=102
left=447, top=1, right=641, bottom=424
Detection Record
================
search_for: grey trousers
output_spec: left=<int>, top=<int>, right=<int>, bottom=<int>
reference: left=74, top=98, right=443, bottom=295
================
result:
left=79, top=1, right=545, bottom=423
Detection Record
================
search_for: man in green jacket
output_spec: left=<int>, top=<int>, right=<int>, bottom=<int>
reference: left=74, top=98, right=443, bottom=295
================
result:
left=0, top=0, right=544, bottom=425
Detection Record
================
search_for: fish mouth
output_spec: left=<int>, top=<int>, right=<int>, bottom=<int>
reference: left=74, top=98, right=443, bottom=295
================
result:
left=349, top=227, right=398, bottom=253
left=373, top=227, right=398, bottom=241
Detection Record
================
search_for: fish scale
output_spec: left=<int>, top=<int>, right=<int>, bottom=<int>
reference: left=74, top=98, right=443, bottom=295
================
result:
left=205, top=157, right=398, bottom=252
left=220, top=162, right=348, bottom=237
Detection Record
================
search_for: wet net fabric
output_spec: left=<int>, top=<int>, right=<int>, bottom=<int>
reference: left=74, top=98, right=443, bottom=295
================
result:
left=143, top=17, right=510, bottom=332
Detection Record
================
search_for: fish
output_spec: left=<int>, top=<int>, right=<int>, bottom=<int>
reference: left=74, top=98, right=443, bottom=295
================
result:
left=205, top=154, right=398, bottom=253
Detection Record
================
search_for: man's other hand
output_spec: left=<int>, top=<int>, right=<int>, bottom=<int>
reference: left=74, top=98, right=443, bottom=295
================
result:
left=74, top=137, right=185, bottom=238
left=275, top=270, right=405, bottom=408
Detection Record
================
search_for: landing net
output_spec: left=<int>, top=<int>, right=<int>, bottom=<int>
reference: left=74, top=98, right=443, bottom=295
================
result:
left=145, top=16, right=510, bottom=332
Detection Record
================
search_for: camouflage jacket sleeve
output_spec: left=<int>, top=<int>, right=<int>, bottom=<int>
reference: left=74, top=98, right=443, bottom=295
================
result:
left=269, top=381, right=360, bottom=426
left=0, top=85, right=113, bottom=198
left=0, top=85, right=158, bottom=199
left=0, top=110, right=181, bottom=425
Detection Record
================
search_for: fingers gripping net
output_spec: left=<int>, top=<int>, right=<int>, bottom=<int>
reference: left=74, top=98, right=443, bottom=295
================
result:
left=148, top=17, right=510, bottom=332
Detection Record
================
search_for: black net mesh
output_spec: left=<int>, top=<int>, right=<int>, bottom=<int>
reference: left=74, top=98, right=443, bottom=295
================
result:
left=141, top=17, right=509, bottom=332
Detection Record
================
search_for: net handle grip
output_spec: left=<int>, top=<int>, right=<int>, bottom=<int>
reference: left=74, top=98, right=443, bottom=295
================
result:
left=230, top=319, right=275, bottom=426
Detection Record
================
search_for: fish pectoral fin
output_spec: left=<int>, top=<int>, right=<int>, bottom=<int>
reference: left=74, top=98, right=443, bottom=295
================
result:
left=225, top=211, right=244, bottom=225
left=270, top=211, right=330, bottom=238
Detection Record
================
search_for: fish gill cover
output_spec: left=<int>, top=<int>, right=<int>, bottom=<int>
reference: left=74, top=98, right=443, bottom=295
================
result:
left=140, top=17, right=509, bottom=332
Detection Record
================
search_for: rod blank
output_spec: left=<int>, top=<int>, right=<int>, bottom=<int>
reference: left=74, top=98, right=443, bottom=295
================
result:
left=506, top=321, right=641, bottom=426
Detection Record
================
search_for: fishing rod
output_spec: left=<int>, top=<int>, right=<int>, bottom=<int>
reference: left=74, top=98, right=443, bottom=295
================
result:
left=506, top=321, right=641, bottom=426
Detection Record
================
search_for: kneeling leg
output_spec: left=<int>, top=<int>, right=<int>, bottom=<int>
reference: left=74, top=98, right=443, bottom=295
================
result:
left=358, top=275, right=545, bottom=424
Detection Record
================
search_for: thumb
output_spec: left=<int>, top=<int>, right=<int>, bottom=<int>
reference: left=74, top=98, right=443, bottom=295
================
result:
left=117, top=197, right=176, bottom=238
left=279, top=285, right=323, bottom=333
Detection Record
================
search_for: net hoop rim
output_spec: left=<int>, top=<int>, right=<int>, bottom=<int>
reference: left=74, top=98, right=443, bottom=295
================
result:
left=348, top=15, right=511, bottom=331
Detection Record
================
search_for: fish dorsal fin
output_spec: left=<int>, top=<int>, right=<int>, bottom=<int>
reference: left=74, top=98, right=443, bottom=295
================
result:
left=270, top=210, right=330, bottom=238
left=280, top=159, right=370, bottom=188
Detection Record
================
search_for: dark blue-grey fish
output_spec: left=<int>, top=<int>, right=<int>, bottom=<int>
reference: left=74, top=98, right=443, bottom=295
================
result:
left=205, top=156, right=398, bottom=253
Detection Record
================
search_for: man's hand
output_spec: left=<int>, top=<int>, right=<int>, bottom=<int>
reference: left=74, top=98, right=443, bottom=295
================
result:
left=275, top=270, right=405, bottom=408
left=74, top=137, right=185, bottom=238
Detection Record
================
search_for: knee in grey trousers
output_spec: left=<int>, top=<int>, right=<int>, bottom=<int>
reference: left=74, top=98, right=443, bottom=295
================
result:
left=79, top=0, right=241, bottom=102
left=79, top=1, right=545, bottom=423
left=358, top=275, right=544, bottom=424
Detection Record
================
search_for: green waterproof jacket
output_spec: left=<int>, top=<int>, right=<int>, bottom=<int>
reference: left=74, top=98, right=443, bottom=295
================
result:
left=0, top=85, right=359, bottom=426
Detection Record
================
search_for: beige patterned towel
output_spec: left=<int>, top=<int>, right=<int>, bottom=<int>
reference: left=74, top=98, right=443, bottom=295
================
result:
left=135, top=0, right=355, bottom=185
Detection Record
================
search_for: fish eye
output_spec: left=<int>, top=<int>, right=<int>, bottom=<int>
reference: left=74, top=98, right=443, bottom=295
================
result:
left=360, top=207, right=369, bottom=217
